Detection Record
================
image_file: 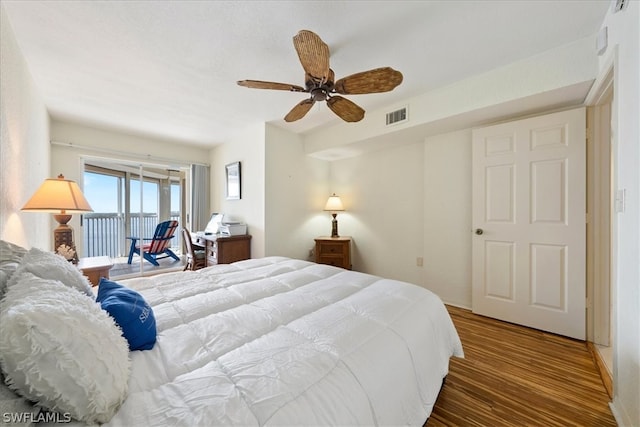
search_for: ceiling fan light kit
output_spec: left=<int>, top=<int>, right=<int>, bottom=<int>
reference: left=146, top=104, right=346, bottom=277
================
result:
left=237, top=30, right=403, bottom=123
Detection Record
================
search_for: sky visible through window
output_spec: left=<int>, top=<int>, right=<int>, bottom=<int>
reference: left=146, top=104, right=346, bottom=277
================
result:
left=84, top=172, right=179, bottom=214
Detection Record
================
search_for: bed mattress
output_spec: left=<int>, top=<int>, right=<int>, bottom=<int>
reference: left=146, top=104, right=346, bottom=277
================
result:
left=107, top=257, right=463, bottom=426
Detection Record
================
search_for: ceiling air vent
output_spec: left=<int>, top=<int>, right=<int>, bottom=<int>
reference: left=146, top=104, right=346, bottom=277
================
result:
left=386, top=106, right=408, bottom=126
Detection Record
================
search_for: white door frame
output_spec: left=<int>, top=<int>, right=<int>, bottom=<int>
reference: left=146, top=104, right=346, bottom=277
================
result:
left=586, top=71, right=613, bottom=346
left=584, top=51, right=618, bottom=394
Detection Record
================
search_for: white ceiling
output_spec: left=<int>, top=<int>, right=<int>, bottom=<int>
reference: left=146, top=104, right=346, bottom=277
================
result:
left=3, top=0, right=610, bottom=148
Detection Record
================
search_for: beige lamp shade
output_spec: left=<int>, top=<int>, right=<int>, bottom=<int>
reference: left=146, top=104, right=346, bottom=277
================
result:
left=22, top=174, right=93, bottom=214
left=323, top=193, right=344, bottom=212
left=22, top=174, right=93, bottom=256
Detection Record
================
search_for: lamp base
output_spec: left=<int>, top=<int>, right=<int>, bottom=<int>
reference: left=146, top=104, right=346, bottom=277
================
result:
left=53, top=213, right=72, bottom=225
left=330, top=213, right=339, bottom=238
left=53, top=217, right=78, bottom=263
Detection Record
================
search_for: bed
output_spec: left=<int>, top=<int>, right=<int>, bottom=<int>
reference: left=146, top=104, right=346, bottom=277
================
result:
left=0, top=242, right=463, bottom=426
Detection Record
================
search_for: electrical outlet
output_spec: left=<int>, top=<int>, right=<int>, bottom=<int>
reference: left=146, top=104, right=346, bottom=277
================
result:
left=416, top=257, right=423, bottom=267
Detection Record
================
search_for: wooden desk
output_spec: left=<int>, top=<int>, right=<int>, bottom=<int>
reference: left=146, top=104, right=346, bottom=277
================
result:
left=193, top=234, right=251, bottom=266
left=78, top=256, right=113, bottom=286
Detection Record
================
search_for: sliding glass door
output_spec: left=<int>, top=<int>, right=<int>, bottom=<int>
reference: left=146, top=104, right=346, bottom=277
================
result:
left=128, top=177, right=160, bottom=251
left=82, top=160, right=187, bottom=263
left=83, top=168, right=123, bottom=257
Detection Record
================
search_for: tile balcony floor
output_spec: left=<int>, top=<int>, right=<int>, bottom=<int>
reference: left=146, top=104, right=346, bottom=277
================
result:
left=109, top=255, right=186, bottom=280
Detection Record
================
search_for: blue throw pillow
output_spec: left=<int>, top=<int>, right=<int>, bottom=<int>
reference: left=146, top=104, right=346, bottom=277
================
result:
left=96, top=278, right=156, bottom=351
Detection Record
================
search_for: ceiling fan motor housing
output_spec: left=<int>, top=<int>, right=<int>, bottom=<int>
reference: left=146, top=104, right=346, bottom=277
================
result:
left=311, top=88, right=328, bottom=102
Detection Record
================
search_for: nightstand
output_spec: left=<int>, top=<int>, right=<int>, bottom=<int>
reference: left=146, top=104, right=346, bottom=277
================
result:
left=78, top=256, right=113, bottom=287
left=314, top=236, right=351, bottom=270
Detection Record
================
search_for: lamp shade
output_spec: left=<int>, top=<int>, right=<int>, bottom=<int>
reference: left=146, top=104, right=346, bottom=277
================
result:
left=22, top=174, right=93, bottom=213
left=324, top=193, right=344, bottom=212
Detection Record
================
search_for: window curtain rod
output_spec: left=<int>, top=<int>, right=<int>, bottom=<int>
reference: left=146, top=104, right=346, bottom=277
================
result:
left=50, top=140, right=209, bottom=167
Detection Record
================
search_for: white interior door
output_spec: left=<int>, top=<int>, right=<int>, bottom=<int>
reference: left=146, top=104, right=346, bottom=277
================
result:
left=472, top=108, right=586, bottom=340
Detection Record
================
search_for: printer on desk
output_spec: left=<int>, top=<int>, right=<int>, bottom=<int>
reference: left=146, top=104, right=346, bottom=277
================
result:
left=202, top=213, right=247, bottom=236
left=218, top=222, right=247, bottom=236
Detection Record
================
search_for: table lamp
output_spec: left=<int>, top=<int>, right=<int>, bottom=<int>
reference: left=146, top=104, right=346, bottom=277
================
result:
left=22, top=174, right=93, bottom=260
left=323, top=193, right=345, bottom=238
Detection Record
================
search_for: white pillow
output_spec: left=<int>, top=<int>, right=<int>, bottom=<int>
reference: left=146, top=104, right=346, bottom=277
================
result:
left=0, top=272, right=131, bottom=423
left=7, top=247, right=92, bottom=296
left=0, top=240, right=27, bottom=298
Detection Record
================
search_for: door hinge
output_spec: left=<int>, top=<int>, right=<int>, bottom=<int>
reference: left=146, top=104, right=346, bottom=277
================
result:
left=586, top=296, right=592, bottom=310
left=585, top=213, right=591, bottom=223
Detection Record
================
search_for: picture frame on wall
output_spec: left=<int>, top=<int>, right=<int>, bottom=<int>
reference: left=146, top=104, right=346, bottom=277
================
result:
left=225, top=161, right=241, bottom=200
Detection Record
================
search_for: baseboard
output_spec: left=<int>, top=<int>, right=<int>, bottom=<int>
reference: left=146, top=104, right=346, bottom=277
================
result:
left=587, top=341, right=613, bottom=399
left=443, top=301, right=472, bottom=310
left=610, top=398, right=634, bottom=427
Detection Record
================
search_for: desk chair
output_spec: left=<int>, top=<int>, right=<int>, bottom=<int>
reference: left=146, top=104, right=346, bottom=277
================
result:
left=182, top=228, right=206, bottom=271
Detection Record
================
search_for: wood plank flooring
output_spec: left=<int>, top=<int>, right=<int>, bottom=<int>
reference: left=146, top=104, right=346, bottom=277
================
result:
left=428, top=306, right=616, bottom=426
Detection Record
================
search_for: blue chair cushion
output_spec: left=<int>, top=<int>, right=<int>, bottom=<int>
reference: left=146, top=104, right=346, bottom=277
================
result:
left=96, top=278, right=156, bottom=351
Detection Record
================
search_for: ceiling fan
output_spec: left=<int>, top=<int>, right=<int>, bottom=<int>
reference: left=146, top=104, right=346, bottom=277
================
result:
left=237, top=30, right=403, bottom=123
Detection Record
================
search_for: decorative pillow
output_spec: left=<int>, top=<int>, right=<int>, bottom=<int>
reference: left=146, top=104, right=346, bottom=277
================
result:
left=97, top=278, right=157, bottom=351
left=7, top=247, right=92, bottom=297
left=0, top=240, right=27, bottom=298
left=0, top=272, right=130, bottom=423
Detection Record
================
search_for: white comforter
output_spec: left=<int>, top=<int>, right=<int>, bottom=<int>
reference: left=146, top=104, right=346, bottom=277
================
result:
left=107, top=257, right=463, bottom=426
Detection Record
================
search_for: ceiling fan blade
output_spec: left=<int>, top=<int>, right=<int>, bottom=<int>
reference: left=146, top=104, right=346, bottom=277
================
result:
left=326, top=96, right=365, bottom=122
left=334, top=67, right=403, bottom=94
left=284, top=98, right=315, bottom=122
left=237, top=80, right=306, bottom=92
left=293, top=30, right=330, bottom=84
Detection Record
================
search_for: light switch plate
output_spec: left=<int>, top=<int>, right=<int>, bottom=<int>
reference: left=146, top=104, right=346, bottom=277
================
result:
left=615, top=189, right=626, bottom=213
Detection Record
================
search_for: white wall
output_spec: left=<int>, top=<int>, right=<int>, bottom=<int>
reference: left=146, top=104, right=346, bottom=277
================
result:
left=304, top=35, right=598, bottom=159
left=264, top=124, right=329, bottom=260
left=598, top=2, right=640, bottom=425
left=328, top=128, right=472, bottom=304
left=50, top=120, right=211, bottom=255
left=423, top=129, right=473, bottom=307
left=0, top=5, right=50, bottom=249
left=331, top=141, right=424, bottom=282
left=210, top=123, right=329, bottom=261
left=51, top=121, right=210, bottom=165
left=210, top=123, right=266, bottom=258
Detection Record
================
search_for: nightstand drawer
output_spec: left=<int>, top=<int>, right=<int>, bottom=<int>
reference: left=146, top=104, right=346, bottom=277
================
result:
left=317, top=256, right=346, bottom=268
left=318, top=243, right=345, bottom=255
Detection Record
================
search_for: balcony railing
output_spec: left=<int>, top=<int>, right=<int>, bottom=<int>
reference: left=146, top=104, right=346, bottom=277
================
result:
left=83, top=212, right=180, bottom=258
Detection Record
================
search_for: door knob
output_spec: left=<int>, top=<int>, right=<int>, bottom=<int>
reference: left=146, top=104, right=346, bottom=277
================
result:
left=475, top=228, right=484, bottom=235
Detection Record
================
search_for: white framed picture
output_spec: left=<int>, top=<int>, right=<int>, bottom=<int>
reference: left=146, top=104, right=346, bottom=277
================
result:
left=225, top=161, right=241, bottom=200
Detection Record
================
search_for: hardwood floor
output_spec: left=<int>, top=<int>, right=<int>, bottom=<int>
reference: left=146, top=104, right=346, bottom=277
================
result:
left=428, top=306, right=616, bottom=426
